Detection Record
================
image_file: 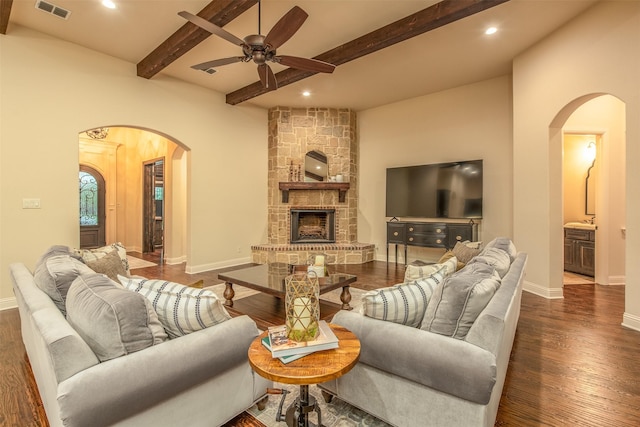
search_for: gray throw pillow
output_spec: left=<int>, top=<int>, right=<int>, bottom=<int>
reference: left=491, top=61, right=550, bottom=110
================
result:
left=482, top=237, right=517, bottom=262
left=66, top=274, right=167, bottom=362
left=34, top=252, right=94, bottom=315
left=466, top=247, right=511, bottom=278
left=421, top=263, right=501, bottom=339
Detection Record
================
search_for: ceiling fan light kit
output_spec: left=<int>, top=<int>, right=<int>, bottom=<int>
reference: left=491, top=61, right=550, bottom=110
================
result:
left=179, top=2, right=335, bottom=91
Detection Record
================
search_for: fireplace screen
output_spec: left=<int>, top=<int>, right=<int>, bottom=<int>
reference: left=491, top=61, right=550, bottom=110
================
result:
left=290, top=209, right=336, bottom=244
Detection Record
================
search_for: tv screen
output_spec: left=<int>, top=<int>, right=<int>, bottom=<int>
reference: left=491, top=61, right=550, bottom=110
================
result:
left=386, top=160, right=483, bottom=219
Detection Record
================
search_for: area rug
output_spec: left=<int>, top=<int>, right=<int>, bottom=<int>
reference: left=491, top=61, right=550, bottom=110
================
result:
left=246, top=383, right=391, bottom=427
left=126, top=256, right=157, bottom=270
left=205, top=283, right=367, bottom=312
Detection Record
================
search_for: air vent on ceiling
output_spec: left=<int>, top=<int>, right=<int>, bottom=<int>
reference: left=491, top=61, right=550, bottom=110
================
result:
left=35, top=0, right=71, bottom=20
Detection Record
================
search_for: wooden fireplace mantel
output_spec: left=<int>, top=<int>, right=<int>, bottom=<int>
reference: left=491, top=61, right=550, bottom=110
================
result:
left=279, top=182, right=350, bottom=203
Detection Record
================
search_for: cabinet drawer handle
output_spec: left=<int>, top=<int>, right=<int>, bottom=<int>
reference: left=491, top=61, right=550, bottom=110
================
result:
left=436, top=228, right=442, bottom=233
left=393, top=231, right=398, bottom=236
left=409, top=237, right=414, bottom=242
left=436, top=239, right=442, bottom=244
left=456, top=235, right=462, bottom=241
left=409, top=227, right=414, bottom=232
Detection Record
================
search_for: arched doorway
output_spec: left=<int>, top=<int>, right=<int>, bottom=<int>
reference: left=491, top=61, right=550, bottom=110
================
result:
left=79, top=165, right=106, bottom=248
left=551, top=94, right=626, bottom=290
left=78, top=126, right=188, bottom=264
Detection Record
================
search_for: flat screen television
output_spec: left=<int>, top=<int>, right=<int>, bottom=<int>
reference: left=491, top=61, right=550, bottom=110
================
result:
left=386, top=160, right=483, bottom=219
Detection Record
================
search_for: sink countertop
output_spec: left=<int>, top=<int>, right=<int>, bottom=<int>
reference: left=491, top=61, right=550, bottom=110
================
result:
left=564, top=222, right=597, bottom=230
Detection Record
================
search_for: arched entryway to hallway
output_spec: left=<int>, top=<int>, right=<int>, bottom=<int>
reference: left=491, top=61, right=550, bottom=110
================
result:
left=78, top=126, right=189, bottom=265
left=549, top=94, right=626, bottom=294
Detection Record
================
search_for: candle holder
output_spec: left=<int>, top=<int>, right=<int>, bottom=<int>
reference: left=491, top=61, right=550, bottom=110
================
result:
left=284, top=272, right=320, bottom=342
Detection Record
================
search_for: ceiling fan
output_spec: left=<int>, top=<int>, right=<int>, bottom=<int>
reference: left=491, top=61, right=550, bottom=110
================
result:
left=178, top=2, right=336, bottom=91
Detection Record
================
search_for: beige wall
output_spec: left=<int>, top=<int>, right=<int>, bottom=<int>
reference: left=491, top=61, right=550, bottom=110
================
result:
left=358, top=75, right=514, bottom=263
left=513, top=1, right=639, bottom=329
left=0, top=25, right=268, bottom=304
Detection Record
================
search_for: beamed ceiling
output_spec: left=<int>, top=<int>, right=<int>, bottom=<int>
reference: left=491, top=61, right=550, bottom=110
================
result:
left=2, top=0, right=597, bottom=110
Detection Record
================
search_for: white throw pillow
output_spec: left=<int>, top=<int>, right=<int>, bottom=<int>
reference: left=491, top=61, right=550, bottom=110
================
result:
left=362, top=267, right=446, bottom=327
left=119, top=276, right=231, bottom=338
left=404, top=256, right=458, bottom=282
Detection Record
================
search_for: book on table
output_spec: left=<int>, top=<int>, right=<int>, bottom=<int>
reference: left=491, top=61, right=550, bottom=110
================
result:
left=266, top=320, right=339, bottom=358
left=261, top=336, right=313, bottom=364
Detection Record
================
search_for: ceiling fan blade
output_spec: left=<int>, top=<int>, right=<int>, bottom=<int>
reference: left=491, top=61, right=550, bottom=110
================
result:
left=276, top=56, right=336, bottom=74
left=257, top=64, right=278, bottom=91
left=191, top=57, right=245, bottom=72
left=178, top=11, right=245, bottom=47
left=263, top=6, right=308, bottom=50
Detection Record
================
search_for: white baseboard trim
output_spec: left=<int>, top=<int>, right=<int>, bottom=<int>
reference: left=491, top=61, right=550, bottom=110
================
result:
left=164, top=255, right=186, bottom=265
left=523, top=280, right=564, bottom=299
left=0, top=297, right=17, bottom=311
left=622, top=312, right=640, bottom=332
left=607, top=275, right=626, bottom=286
left=186, top=256, right=252, bottom=274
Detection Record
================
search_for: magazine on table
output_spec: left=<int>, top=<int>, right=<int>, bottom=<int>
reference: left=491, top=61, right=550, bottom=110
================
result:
left=266, top=320, right=339, bottom=358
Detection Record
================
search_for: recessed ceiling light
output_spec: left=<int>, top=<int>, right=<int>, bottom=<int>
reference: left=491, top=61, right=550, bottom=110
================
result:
left=102, top=0, right=116, bottom=9
left=485, top=27, right=497, bottom=35
left=302, top=91, right=311, bottom=97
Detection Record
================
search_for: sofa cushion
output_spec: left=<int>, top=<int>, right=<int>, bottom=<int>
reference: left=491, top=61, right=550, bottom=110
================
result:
left=85, top=249, right=128, bottom=282
left=33, top=251, right=95, bottom=316
left=66, top=274, right=167, bottom=362
left=119, top=277, right=232, bottom=339
left=451, top=241, right=481, bottom=264
left=361, top=267, right=445, bottom=327
left=466, top=247, right=511, bottom=278
left=421, top=263, right=501, bottom=339
left=74, top=243, right=130, bottom=276
left=403, top=255, right=458, bottom=282
left=482, top=237, right=517, bottom=262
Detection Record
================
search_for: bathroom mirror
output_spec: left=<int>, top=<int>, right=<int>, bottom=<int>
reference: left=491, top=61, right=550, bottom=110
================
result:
left=585, top=157, right=596, bottom=215
left=304, top=150, right=327, bottom=182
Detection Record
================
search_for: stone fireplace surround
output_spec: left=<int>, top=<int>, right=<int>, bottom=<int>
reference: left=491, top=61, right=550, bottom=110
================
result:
left=251, top=107, right=374, bottom=265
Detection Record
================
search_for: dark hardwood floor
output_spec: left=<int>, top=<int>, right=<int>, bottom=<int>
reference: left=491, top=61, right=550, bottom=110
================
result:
left=2, top=254, right=639, bottom=426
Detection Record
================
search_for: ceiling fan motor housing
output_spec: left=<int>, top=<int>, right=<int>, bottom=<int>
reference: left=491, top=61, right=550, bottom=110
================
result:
left=243, top=34, right=275, bottom=65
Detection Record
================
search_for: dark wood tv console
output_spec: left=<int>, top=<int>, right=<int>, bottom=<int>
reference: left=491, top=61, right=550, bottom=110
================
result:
left=386, top=220, right=478, bottom=264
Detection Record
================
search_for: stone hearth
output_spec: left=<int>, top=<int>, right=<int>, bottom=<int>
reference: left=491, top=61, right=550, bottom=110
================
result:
left=251, top=107, right=374, bottom=264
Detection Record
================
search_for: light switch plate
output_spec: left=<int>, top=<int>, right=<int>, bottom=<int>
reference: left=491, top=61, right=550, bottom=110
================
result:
left=22, top=198, right=41, bottom=209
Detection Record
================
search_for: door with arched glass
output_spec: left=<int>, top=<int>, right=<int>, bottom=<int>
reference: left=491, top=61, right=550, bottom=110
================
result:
left=79, top=165, right=106, bottom=248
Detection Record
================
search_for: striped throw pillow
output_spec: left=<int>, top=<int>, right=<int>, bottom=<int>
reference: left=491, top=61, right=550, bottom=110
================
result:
left=119, top=276, right=231, bottom=339
left=361, top=267, right=445, bottom=327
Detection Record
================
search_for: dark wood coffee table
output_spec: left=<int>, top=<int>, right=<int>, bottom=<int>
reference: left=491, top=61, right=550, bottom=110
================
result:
left=248, top=324, right=360, bottom=427
left=218, top=263, right=357, bottom=310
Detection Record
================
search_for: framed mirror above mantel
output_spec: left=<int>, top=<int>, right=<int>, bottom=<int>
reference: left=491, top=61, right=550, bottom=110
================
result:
left=279, top=182, right=350, bottom=203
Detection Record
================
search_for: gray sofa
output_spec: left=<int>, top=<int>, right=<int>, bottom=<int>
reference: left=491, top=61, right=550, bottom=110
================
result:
left=10, top=261, right=271, bottom=427
left=319, top=246, right=527, bottom=426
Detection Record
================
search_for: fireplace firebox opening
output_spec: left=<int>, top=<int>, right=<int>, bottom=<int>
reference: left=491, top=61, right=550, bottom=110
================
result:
left=290, top=209, right=336, bottom=244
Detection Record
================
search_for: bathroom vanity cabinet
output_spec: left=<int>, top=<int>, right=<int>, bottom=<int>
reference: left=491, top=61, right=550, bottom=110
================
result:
left=564, top=227, right=595, bottom=276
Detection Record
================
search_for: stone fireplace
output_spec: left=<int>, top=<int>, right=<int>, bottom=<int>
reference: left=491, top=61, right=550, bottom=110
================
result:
left=251, top=107, right=374, bottom=264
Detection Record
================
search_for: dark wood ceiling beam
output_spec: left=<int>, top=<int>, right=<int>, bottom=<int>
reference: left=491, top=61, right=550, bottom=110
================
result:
left=1, top=0, right=13, bottom=35
left=226, top=0, right=510, bottom=105
left=137, top=0, right=258, bottom=79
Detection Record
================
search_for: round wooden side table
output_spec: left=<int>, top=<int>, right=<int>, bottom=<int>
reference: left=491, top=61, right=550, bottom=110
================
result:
left=248, top=324, right=360, bottom=427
